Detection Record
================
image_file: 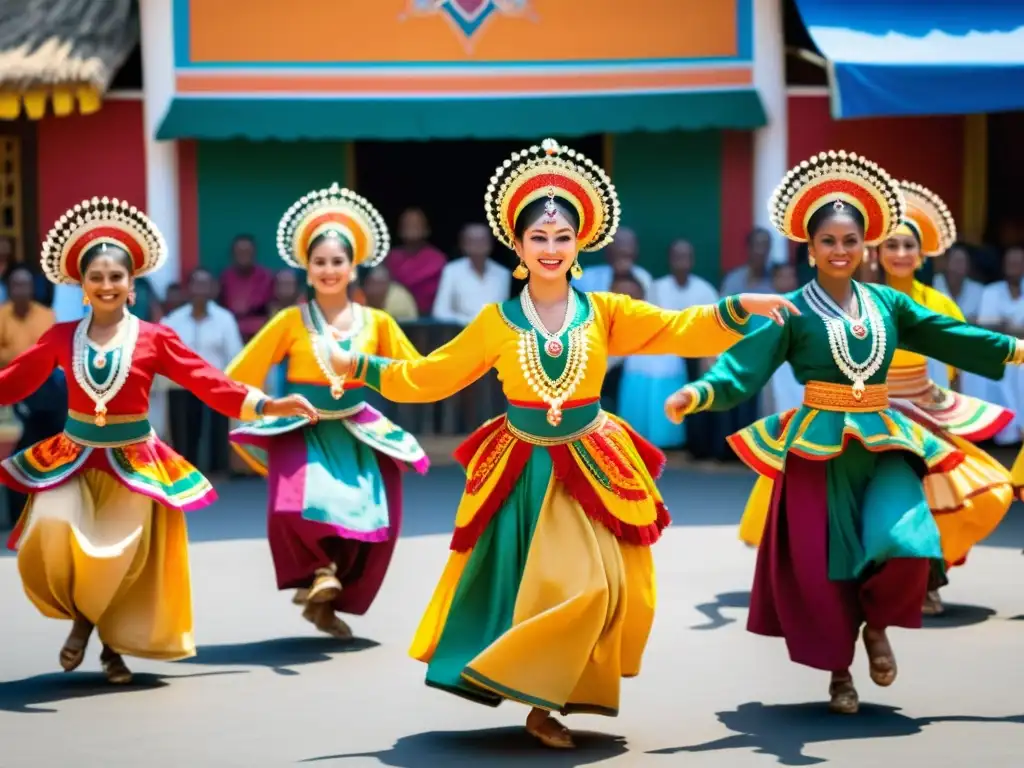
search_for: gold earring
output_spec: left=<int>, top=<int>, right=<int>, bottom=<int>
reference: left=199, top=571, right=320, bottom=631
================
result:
left=82, top=294, right=90, bottom=306
left=808, top=253, right=816, bottom=268
left=570, top=259, right=583, bottom=280
left=513, top=260, right=529, bottom=280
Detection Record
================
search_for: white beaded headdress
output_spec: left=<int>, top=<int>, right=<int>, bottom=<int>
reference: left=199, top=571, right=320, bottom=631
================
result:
left=277, top=183, right=390, bottom=270
left=484, top=138, right=620, bottom=252
left=768, top=150, right=905, bottom=246
left=893, top=182, right=957, bottom=257
left=41, top=197, right=167, bottom=285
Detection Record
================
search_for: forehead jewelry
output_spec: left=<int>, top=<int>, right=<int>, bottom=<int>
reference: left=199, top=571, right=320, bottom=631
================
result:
left=833, top=200, right=846, bottom=211
left=544, top=187, right=558, bottom=220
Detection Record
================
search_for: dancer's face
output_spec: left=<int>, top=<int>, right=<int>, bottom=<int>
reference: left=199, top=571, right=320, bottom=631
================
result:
left=514, top=209, right=577, bottom=284
left=82, top=254, right=133, bottom=312
left=880, top=232, right=921, bottom=279
left=808, top=215, right=864, bottom=280
left=307, top=238, right=353, bottom=297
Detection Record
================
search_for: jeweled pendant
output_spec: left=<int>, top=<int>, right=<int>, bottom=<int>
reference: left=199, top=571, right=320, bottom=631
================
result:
left=94, top=353, right=107, bottom=369
left=544, top=338, right=563, bottom=357
left=850, top=323, right=868, bottom=340
left=330, top=382, right=343, bottom=400
left=852, top=379, right=865, bottom=401
left=546, top=407, right=563, bottom=427
left=94, top=407, right=107, bottom=427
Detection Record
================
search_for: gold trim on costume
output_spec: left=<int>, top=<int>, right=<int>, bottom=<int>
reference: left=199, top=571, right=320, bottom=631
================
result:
left=803, top=380, right=889, bottom=412
left=67, top=410, right=148, bottom=425
left=240, top=387, right=268, bottom=421
left=1008, top=339, right=1024, bottom=366
left=505, top=411, right=607, bottom=446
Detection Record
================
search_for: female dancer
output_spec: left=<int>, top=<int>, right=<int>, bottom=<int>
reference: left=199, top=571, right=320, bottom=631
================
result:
left=225, top=184, right=428, bottom=639
left=1, top=197, right=316, bottom=682
left=665, top=151, right=1024, bottom=714
left=328, top=139, right=797, bottom=748
left=736, top=182, right=1016, bottom=616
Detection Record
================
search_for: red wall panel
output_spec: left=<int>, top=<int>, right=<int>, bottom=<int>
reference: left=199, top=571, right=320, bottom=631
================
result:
left=35, top=99, right=147, bottom=244
left=177, top=139, right=199, bottom=278
left=719, top=129, right=754, bottom=273
left=788, top=94, right=963, bottom=221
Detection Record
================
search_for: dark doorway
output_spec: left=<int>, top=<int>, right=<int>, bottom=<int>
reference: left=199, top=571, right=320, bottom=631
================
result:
left=353, top=135, right=605, bottom=270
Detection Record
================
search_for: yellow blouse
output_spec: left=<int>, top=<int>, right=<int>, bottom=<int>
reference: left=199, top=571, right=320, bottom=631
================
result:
left=226, top=302, right=420, bottom=391
left=890, top=280, right=964, bottom=373
left=356, top=291, right=748, bottom=405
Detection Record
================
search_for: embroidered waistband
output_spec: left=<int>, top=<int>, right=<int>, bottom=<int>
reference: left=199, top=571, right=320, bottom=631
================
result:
left=886, top=364, right=934, bottom=399
left=64, top=411, right=152, bottom=447
left=803, top=380, right=889, bottom=413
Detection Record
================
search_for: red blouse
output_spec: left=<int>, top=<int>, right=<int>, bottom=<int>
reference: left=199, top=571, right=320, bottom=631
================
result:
left=0, top=320, right=259, bottom=419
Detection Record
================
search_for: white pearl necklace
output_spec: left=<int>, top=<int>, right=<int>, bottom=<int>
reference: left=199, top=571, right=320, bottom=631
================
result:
left=72, top=313, right=139, bottom=426
left=804, top=281, right=887, bottom=400
left=520, top=287, right=575, bottom=358
left=303, top=301, right=364, bottom=400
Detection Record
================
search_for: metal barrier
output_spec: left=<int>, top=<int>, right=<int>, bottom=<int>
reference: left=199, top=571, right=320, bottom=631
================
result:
left=363, top=319, right=505, bottom=435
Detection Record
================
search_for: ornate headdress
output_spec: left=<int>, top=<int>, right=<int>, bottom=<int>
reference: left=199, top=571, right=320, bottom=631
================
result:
left=484, top=138, right=620, bottom=252
left=892, top=181, right=956, bottom=257
left=768, top=150, right=905, bottom=246
left=41, top=197, right=167, bottom=285
left=277, top=183, right=389, bottom=270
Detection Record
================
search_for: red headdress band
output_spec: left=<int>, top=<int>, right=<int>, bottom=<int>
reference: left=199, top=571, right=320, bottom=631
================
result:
left=768, top=151, right=905, bottom=247
left=892, top=181, right=956, bottom=257
left=484, top=138, right=620, bottom=252
left=277, top=183, right=389, bottom=270
left=41, top=197, right=166, bottom=285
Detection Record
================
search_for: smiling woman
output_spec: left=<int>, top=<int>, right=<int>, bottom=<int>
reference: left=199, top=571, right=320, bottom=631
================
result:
left=325, top=138, right=795, bottom=750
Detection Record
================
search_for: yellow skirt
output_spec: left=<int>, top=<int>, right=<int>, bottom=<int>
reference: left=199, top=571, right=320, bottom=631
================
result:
left=410, top=455, right=655, bottom=716
left=15, top=469, right=195, bottom=660
left=738, top=434, right=1013, bottom=565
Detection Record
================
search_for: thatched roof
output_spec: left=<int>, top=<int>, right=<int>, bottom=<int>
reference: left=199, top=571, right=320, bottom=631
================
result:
left=0, top=0, right=138, bottom=93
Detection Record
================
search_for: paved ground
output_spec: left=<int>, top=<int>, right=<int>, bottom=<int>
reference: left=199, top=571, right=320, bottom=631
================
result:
left=2, top=466, right=1024, bottom=767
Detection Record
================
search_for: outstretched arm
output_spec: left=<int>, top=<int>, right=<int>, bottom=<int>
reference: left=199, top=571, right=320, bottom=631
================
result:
left=224, top=308, right=294, bottom=389
left=157, top=326, right=317, bottom=421
left=0, top=326, right=59, bottom=406
left=340, top=307, right=496, bottom=404
left=665, top=318, right=791, bottom=422
left=375, top=312, right=425, bottom=362
left=603, top=292, right=799, bottom=359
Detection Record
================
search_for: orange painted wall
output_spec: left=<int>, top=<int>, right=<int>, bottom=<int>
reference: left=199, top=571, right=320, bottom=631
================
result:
left=188, top=0, right=738, bottom=63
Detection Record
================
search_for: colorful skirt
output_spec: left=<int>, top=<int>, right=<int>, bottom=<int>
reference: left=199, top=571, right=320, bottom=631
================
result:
left=3, top=433, right=210, bottom=660
left=230, top=404, right=427, bottom=616
left=411, top=405, right=667, bottom=716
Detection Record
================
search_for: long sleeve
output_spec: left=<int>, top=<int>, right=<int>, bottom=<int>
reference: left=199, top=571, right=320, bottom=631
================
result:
left=677, top=318, right=791, bottom=415
left=891, top=287, right=1017, bottom=380
left=224, top=308, right=294, bottom=389
left=603, top=292, right=752, bottom=358
left=375, top=312, right=424, bottom=361
left=0, top=325, right=59, bottom=405
left=355, top=306, right=496, bottom=403
left=157, top=325, right=266, bottom=419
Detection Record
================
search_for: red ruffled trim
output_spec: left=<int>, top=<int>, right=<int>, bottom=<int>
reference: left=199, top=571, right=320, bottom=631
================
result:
left=609, top=417, right=667, bottom=479
left=453, top=416, right=506, bottom=470
left=450, top=439, right=533, bottom=553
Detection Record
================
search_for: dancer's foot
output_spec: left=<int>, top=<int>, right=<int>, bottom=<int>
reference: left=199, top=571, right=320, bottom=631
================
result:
left=922, top=589, right=944, bottom=616
left=301, top=601, right=353, bottom=640
left=862, top=626, right=897, bottom=687
left=100, top=645, right=133, bottom=685
left=828, top=671, right=859, bottom=714
left=526, top=707, right=575, bottom=749
left=292, top=588, right=309, bottom=605
left=306, top=565, right=342, bottom=604
left=59, top=616, right=94, bottom=672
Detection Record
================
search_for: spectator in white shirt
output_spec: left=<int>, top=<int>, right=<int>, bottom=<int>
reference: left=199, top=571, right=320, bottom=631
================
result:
left=650, top=239, right=718, bottom=309
left=933, top=244, right=984, bottom=322
left=162, top=268, right=244, bottom=474
left=574, top=227, right=653, bottom=295
left=432, top=223, right=511, bottom=325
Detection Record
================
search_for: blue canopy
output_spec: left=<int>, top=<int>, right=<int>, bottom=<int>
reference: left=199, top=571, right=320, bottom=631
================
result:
left=793, top=0, right=1024, bottom=119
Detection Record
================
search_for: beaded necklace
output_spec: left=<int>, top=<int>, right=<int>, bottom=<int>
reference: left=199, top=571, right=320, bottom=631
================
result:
left=803, top=280, right=887, bottom=401
left=72, top=313, right=140, bottom=426
left=517, top=287, right=588, bottom=425
left=303, top=301, right=364, bottom=400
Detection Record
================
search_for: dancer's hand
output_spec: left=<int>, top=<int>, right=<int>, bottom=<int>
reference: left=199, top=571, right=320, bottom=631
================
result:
left=664, top=388, right=693, bottom=424
left=737, top=294, right=801, bottom=326
left=263, top=394, right=319, bottom=422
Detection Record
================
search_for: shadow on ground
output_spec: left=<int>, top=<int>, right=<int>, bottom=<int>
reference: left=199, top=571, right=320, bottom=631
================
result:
left=178, top=635, right=379, bottom=676
left=0, top=670, right=243, bottom=714
left=648, top=701, right=1024, bottom=765
left=691, top=590, right=751, bottom=630
left=301, top=727, right=628, bottom=766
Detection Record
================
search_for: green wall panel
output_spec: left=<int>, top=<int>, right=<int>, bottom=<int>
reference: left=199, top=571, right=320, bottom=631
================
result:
left=589, top=131, right=723, bottom=288
left=196, top=141, right=348, bottom=275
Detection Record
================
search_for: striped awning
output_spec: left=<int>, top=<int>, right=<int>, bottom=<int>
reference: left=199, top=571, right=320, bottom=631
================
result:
left=0, top=0, right=139, bottom=120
